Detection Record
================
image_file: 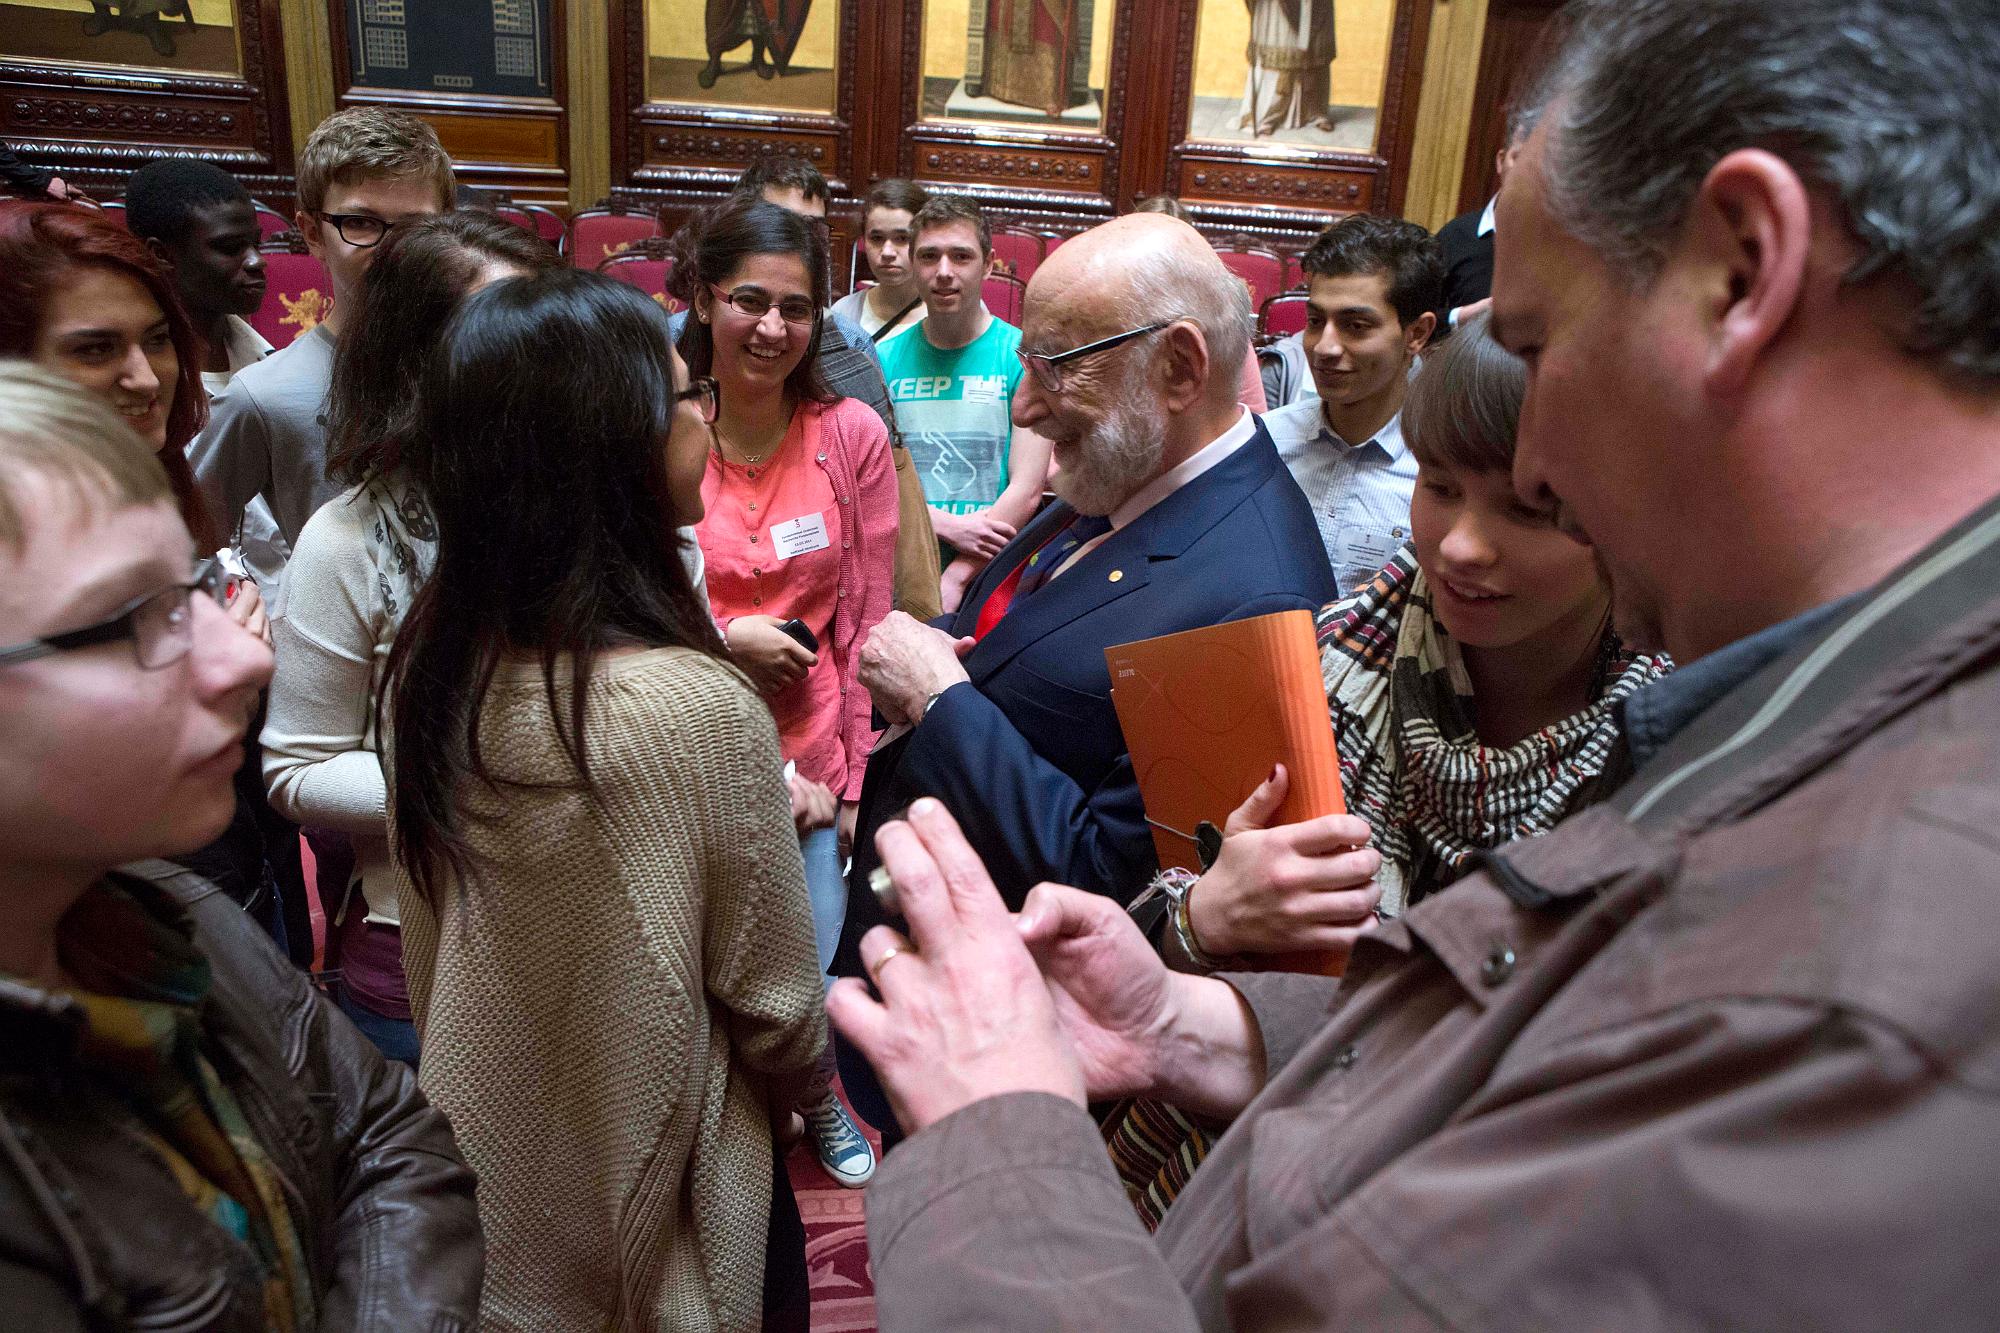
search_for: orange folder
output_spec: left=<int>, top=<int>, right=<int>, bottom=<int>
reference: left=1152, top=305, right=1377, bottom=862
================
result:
left=1105, top=608, right=1346, bottom=974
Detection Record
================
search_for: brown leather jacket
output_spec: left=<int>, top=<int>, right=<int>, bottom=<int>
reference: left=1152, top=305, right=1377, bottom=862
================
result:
left=864, top=497, right=2000, bottom=1328
left=0, top=861, right=483, bottom=1332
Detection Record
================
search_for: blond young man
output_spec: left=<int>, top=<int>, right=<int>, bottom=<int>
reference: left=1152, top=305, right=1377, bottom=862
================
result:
left=188, top=108, right=454, bottom=565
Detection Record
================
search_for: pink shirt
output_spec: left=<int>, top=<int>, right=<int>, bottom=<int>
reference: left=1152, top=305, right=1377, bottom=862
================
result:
left=698, top=397, right=898, bottom=798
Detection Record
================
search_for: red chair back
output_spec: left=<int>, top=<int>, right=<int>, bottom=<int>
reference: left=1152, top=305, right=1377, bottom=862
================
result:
left=248, top=250, right=333, bottom=350
left=1216, top=245, right=1288, bottom=314
left=253, top=202, right=292, bottom=241
left=982, top=272, right=1027, bottom=326
left=599, top=246, right=683, bottom=315
left=518, top=204, right=566, bottom=246
left=1260, top=290, right=1311, bottom=338
left=495, top=206, right=536, bottom=233
left=987, top=226, right=1045, bottom=282
left=98, top=201, right=128, bottom=229
left=566, top=207, right=661, bottom=271
left=850, top=237, right=868, bottom=293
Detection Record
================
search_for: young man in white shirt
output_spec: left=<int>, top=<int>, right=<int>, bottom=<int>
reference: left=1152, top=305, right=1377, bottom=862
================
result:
left=1261, top=214, right=1441, bottom=592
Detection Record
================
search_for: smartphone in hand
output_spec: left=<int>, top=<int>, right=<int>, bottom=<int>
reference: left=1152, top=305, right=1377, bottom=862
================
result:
left=777, top=618, right=819, bottom=653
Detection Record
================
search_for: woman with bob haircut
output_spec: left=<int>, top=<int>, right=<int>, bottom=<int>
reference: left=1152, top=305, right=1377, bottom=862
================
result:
left=1108, top=315, right=1672, bottom=1226
left=0, top=362, right=482, bottom=1330
left=385, top=268, right=826, bottom=1332
left=679, top=196, right=898, bottom=1190
left=261, top=211, right=563, bottom=1067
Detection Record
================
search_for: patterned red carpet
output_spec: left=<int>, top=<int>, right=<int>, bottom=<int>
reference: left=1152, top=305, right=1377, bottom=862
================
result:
left=787, top=1084, right=882, bottom=1332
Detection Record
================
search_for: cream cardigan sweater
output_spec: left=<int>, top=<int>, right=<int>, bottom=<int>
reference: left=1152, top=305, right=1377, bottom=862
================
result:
left=395, top=647, right=826, bottom=1333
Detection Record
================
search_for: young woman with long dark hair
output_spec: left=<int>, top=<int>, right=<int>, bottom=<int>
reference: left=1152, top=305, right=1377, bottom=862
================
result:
left=385, top=268, right=825, bottom=1331
left=679, top=197, right=898, bottom=1189
left=260, top=212, right=562, bottom=1066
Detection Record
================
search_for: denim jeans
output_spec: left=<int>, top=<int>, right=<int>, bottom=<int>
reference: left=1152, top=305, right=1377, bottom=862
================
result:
left=332, top=980, right=420, bottom=1071
left=799, top=825, right=845, bottom=992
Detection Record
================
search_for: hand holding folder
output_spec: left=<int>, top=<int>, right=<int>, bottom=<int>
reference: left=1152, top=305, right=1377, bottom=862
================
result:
left=1105, top=609, right=1352, bottom=975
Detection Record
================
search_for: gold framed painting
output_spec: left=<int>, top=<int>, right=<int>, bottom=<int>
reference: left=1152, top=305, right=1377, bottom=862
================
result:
left=0, top=0, right=243, bottom=76
left=1188, top=0, right=1396, bottom=151
left=644, top=0, right=840, bottom=115
left=918, top=0, right=1117, bottom=134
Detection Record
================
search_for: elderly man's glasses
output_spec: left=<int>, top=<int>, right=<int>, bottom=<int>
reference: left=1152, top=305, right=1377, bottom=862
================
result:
left=709, top=284, right=819, bottom=327
left=0, top=557, right=235, bottom=672
left=1016, top=321, right=1175, bottom=394
left=676, top=375, right=720, bottom=424
left=314, top=211, right=391, bottom=248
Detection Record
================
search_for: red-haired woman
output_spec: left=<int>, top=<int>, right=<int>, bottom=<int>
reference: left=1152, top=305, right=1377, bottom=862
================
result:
left=0, top=198, right=291, bottom=926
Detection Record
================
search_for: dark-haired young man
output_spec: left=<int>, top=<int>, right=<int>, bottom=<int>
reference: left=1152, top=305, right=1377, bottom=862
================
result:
left=126, top=158, right=269, bottom=395
left=1262, top=213, right=1441, bottom=592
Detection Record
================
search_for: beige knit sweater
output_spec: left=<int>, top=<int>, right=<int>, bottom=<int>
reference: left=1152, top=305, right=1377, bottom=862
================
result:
left=395, top=647, right=827, bottom=1333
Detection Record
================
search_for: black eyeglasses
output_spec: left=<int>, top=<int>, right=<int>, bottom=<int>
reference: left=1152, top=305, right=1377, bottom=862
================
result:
left=1016, top=321, right=1177, bottom=394
left=676, top=375, right=720, bottom=424
left=0, top=557, right=234, bottom=672
left=314, top=210, right=390, bottom=248
left=709, top=284, right=819, bottom=327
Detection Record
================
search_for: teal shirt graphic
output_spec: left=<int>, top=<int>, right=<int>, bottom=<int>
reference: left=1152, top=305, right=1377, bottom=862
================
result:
left=880, top=317, right=1025, bottom=516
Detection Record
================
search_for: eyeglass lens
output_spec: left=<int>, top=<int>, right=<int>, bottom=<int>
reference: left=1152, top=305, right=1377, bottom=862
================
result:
left=725, top=289, right=817, bottom=325
left=328, top=213, right=387, bottom=246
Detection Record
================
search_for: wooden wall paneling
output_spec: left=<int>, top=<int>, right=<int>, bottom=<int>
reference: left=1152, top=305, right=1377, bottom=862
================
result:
left=326, top=0, right=570, bottom=204
left=894, top=0, right=1139, bottom=234
left=1454, top=0, right=1561, bottom=215
left=1167, top=0, right=1431, bottom=252
left=609, top=0, right=863, bottom=282
left=0, top=0, right=295, bottom=200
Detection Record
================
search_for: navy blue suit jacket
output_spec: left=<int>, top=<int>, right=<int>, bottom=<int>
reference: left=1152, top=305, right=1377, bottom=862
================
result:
left=835, top=419, right=1337, bottom=975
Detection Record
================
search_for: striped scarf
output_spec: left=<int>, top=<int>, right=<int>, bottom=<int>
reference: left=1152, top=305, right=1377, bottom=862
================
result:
left=1318, top=547, right=1669, bottom=916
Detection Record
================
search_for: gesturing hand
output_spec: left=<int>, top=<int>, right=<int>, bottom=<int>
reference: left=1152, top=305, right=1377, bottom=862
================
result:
left=827, top=799, right=1086, bottom=1134
left=1013, top=881, right=1179, bottom=1102
left=1188, top=764, right=1382, bottom=965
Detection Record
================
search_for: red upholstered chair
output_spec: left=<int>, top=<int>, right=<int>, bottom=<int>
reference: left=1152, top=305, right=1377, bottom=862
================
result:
left=1215, top=243, right=1289, bottom=315
left=518, top=204, right=567, bottom=247
left=1260, top=290, right=1311, bottom=339
left=598, top=238, right=684, bottom=315
left=982, top=271, right=1027, bottom=326
left=987, top=225, right=1045, bottom=282
left=495, top=206, right=536, bottom=233
left=849, top=237, right=869, bottom=292
left=98, top=201, right=128, bottom=229
left=247, top=247, right=333, bottom=350
left=1283, top=251, right=1309, bottom=292
left=252, top=202, right=292, bottom=241
left=565, top=205, right=661, bottom=272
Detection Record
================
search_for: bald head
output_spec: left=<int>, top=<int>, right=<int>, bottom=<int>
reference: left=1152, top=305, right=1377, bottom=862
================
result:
left=1025, top=214, right=1252, bottom=405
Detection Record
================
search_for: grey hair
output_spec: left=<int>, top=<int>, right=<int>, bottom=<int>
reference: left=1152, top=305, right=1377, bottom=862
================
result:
left=1537, top=0, right=2000, bottom=381
left=0, top=361, right=169, bottom=551
left=1113, top=240, right=1252, bottom=399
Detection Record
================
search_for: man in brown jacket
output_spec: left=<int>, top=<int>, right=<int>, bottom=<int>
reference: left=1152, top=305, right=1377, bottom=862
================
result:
left=828, top=1, right=2000, bottom=1327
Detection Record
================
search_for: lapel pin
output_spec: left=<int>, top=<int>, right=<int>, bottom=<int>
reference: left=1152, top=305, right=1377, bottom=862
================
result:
left=1108, top=570, right=1124, bottom=582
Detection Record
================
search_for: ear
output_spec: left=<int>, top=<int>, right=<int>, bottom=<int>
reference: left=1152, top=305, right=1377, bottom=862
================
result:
left=1159, top=320, right=1211, bottom=412
left=143, top=235, right=174, bottom=270
left=1404, top=309, right=1438, bottom=356
left=1686, top=148, right=1811, bottom=400
left=296, top=209, right=323, bottom=258
left=692, top=284, right=712, bottom=324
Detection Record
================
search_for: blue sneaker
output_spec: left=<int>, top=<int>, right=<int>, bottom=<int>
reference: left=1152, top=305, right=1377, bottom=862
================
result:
left=804, top=1092, right=876, bottom=1188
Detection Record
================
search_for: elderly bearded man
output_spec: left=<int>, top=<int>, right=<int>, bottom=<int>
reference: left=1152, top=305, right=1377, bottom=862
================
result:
left=834, top=213, right=1338, bottom=1137
left=830, top=0, right=2000, bottom=1327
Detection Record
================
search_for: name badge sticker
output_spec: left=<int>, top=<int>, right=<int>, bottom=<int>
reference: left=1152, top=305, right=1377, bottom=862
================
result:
left=960, top=375, right=1007, bottom=406
left=770, top=511, right=832, bottom=559
left=1340, top=526, right=1401, bottom=577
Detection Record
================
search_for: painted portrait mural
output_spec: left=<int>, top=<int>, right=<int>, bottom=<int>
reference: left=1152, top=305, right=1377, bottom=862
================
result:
left=645, top=0, right=840, bottom=115
left=0, top=0, right=242, bottom=75
left=1190, top=0, right=1394, bottom=150
left=920, top=0, right=1116, bottom=133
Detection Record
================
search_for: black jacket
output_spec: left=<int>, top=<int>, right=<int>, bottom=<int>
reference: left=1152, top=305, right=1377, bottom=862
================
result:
left=0, top=861, right=483, bottom=1331
left=1434, top=204, right=1495, bottom=333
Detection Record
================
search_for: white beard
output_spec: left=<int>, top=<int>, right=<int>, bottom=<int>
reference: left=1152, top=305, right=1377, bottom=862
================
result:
left=1051, top=368, right=1169, bottom=516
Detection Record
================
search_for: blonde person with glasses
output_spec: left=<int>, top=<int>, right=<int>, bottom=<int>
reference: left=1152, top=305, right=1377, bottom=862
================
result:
left=680, top=197, right=898, bottom=1190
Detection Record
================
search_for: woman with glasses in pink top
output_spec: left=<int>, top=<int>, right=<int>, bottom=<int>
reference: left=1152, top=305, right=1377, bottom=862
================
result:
left=679, top=196, right=898, bottom=1190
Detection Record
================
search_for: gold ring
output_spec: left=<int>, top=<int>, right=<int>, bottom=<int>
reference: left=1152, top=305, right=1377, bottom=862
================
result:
left=870, top=943, right=913, bottom=984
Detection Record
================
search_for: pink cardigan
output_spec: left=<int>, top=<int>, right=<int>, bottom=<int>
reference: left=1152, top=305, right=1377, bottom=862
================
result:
left=798, top=396, right=899, bottom=799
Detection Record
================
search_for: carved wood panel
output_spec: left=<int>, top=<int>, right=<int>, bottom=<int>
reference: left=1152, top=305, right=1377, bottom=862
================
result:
left=0, top=0, right=294, bottom=200
left=326, top=0, right=570, bottom=204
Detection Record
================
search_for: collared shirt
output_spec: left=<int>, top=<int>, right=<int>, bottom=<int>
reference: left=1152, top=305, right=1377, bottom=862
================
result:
left=198, top=315, right=272, bottom=398
left=1260, top=396, right=1417, bottom=594
left=1619, top=594, right=1859, bottom=770
left=1478, top=194, right=1498, bottom=238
